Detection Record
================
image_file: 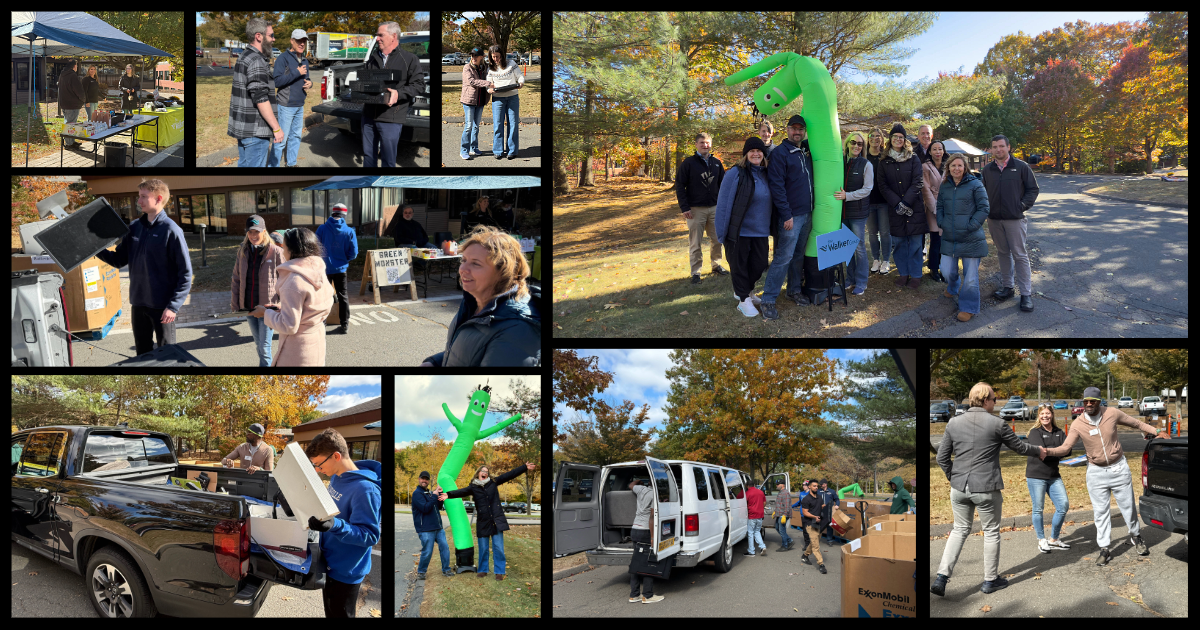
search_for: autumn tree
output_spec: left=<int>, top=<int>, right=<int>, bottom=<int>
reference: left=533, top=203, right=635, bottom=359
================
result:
left=445, top=11, right=539, bottom=59
left=931, top=349, right=1023, bottom=403
left=552, top=349, right=616, bottom=443
left=80, top=12, right=185, bottom=83
left=1022, top=59, right=1097, bottom=171
left=659, top=349, right=841, bottom=482
left=491, top=378, right=542, bottom=513
left=558, top=401, right=653, bottom=466
left=1119, top=349, right=1188, bottom=418
left=1022, top=352, right=1070, bottom=399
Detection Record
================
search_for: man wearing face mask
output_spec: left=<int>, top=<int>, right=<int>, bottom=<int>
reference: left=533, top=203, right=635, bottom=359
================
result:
left=221, top=423, right=275, bottom=473
left=1043, top=387, right=1167, bottom=565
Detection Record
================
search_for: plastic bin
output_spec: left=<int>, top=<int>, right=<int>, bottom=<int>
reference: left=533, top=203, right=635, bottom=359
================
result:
left=103, top=141, right=130, bottom=168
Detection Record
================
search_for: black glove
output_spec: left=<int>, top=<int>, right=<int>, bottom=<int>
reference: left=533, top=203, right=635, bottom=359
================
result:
left=308, top=515, right=334, bottom=532
left=895, top=201, right=913, bottom=216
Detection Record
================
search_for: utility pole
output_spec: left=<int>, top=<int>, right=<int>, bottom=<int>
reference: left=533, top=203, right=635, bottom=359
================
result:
left=1036, top=359, right=1042, bottom=402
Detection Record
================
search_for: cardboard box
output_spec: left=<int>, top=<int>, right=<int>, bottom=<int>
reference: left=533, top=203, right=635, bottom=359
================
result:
left=832, top=508, right=865, bottom=541
left=12, top=254, right=121, bottom=332
left=840, top=532, right=917, bottom=618
left=869, top=513, right=909, bottom=528
left=868, top=520, right=916, bottom=535
left=248, top=503, right=310, bottom=564
left=273, top=442, right=340, bottom=529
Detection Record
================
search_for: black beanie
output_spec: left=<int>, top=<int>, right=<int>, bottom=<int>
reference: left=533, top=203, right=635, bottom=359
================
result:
left=889, top=123, right=907, bottom=138
left=742, top=136, right=768, bottom=158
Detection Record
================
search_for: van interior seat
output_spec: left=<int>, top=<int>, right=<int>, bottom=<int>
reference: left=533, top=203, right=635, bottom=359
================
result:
left=605, top=490, right=636, bottom=528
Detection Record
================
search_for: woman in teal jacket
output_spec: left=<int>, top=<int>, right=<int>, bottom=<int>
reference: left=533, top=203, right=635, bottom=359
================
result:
left=935, top=153, right=990, bottom=322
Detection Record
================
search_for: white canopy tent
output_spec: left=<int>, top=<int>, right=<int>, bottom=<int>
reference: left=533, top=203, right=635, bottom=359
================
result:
left=11, top=11, right=174, bottom=166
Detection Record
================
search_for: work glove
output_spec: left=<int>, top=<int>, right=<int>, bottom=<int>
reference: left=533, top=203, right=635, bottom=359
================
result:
left=308, top=515, right=334, bottom=532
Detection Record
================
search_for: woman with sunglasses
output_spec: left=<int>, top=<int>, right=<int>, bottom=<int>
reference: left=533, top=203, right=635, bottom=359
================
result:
left=1024, top=403, right=1072, bottom=553
left=834, top=131, right=873, bottom=295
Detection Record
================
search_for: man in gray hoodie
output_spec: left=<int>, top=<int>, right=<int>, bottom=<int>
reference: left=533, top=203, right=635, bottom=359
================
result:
left=933, top=381, right=1046, bottom=597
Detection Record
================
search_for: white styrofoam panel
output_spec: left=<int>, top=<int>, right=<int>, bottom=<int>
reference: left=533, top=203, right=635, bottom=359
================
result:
left=274, top=442, right=340, bottom=530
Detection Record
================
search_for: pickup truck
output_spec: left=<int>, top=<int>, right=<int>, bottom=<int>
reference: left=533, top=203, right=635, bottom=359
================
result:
left=11, top=425, right=324, bottom=617
left=312, top=31, right=430, bottom=146
left=1139, top=434, right=1187, bottom=545
left=1139, top=396, right=1166, bottom=417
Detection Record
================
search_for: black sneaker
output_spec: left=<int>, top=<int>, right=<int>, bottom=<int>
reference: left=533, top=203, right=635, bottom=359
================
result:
left=1131, top=535, right=1149, bottom=556
left=993, top=286, right=1015, bottom=300
left=741, top=550, right=756, bottom=556
left=760, top=302, right=779, bottom=320
left=980, top=576, right=1009, bottom=593
left=691, top=274, right=702, bottom=285
left=930, top=573, right=948, bottom=596
left=800, top=554, right=812, bottom=565
left=1096, top=547, right=1112, bottom=565
left=818, top=563, right=827, bottom=574
left=417, top=573, right=426, bottom=580
left=712, top=264, right=730, bottom=276
left=789, top=292, right=810, bottom=306
left=776, top=546, right=790, bottom=552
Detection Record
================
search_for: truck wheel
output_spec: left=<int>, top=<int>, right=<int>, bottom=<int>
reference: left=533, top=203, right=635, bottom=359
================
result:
left=712, top=530, right=733, bottom=573
left=85, top=547, right=157, bottom=618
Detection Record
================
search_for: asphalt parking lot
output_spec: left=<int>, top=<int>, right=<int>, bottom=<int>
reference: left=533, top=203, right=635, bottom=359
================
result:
left=197, top=122, right=430, bottom=168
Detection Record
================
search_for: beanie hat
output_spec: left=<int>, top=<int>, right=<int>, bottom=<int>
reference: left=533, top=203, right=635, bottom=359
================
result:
left=742, top=136, right=768, bottom=157
left=889, top=123, right=908, bottom=139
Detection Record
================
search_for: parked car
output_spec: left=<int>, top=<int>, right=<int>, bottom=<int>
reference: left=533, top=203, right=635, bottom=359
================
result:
left=441, top=55, right=458, bottom=64
left=507, top=52, right=523, bottom=65
left=1139, top=396, right=1167, bottom=417
left=999, top=400, right=1033, bottom=421
left=1118, top=396, right=1135, bottom=409
left=556, top=457, right=759, bottom=574
left=506, top=501, right=528, bottom=513
left=1053, top=400, right=1069, bottom=410
left=196, top=48, right=204, bottom=57
left=11, top=425, right=326, bottom=617
left=930, top=402, right=952, bottom=423
left=530, top=503, right=541, bottom=512
left=272, top=47, right=281, bottom=56
left=463, top=500, right=475, bottom=513
left=530, top=53, right=541, bottom=64
left=1008, top=395, right=1024, bottom=403
left=1139, top=433, right=1187, bottom=545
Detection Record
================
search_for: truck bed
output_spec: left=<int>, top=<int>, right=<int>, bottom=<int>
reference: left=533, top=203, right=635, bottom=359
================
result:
left=78, top=462, right=280, bottom=502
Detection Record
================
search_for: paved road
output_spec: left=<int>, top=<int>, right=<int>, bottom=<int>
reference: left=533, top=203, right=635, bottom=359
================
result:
left=198, top=122, right=430, bottom=168
left=68, top=300, right=456, bottom=367
left=11, top=541, right=325, bottom=617
left=441, top=123, right=541, bottom=167
left=553, top=524, right=840, bottom=616
left=869, top=174, right=1188, bottom=337
left=929, top=524, right=1188, bottom=617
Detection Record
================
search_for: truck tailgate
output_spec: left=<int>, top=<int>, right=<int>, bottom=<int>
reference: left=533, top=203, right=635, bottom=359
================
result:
left=313, top=100, right=364, bottom=118
left=1146, top=439, right=1188, bottom=500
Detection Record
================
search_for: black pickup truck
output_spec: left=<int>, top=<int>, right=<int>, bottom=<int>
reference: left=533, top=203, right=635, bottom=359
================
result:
left=11, top=425, right=325, bottom=617
left=1139, top=434, right=1187, bottom=545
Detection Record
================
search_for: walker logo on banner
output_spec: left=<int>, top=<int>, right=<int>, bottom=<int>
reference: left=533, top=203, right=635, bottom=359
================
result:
left=816, top=224, right=860, bottom=270
left=371, top=248, right=412, bottom=286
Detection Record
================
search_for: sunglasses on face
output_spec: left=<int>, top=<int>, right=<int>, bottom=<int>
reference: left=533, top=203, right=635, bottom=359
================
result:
left=848, top=140, right=862, bottom=146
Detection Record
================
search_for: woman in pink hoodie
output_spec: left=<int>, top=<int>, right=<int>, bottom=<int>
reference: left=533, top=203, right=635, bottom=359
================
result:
left=250, top=227, right=334, bottom=366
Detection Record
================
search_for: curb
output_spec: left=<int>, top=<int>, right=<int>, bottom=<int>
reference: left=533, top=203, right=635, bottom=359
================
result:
left=443, top=117, right=541, bottom=124
left=1078, top=184, right=1189, bottom=209
left=553, top=562, right=595, bottom=581
left=137, top=140, right=185, bottom=167
left=930, top=508, right=1128, bottom=538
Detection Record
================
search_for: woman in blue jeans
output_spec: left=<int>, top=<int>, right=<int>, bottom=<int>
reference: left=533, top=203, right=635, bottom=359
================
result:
left=935, top=153, right=990, bottom=322
left=485, top=45, right=525, bottom=159
left=835, top=131, right=873, bottom=295
left=229, top=215, right=284, bottom=366
left=1025, top=404, right=1072, bottom=552
left=863, top=128, right=893, bottom=274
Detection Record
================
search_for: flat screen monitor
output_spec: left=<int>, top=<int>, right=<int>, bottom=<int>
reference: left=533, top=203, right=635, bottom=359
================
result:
left=32, top=196, right=129, bottom=274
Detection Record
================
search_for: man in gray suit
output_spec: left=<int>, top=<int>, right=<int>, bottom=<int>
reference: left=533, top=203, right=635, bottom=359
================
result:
left=932, top=382, right=1046, bottom=597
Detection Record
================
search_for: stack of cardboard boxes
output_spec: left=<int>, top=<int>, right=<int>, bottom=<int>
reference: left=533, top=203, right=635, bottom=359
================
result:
left=836, top=502, right=916, bottom=618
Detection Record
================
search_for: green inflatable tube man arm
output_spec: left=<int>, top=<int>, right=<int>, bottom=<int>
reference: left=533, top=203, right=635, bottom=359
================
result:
left=838, top=483, right=865, bottom=500
left=725, top=52, right=844, bottom=257
left=435, top=384, right=522, bottom=571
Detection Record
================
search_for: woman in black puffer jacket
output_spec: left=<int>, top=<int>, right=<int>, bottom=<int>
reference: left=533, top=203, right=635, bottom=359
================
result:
left=875, top=123, right=928, bottom=289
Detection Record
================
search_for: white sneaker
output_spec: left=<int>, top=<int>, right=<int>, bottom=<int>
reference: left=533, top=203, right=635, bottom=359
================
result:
left=1048, top=539, right=1071, bottom=549
left=734, top=293, right=763, bottom=306
left=870, top=260, right=881, bottom=273
left=879, top=261, right=890, bottom=274
left=1038, top=538, right=1052, bottom=554
left=737, top=298, right=759, bottom=317
left=641, top=595, right=665, bottom=604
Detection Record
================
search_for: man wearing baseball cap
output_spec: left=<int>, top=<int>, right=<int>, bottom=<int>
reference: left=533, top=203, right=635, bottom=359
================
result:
left=221, top=423, right=276, bottom=473
left=315, top=204, right=359, bottom=334
left=412, top=471, right=454, bottom=579
left=459, top=47, right=492, bottom=160
left=760, top=114, right=816, bottom=320
left=272, top=29, right=313, bottom=167
left=1043, top=387, right=1168, bottom=565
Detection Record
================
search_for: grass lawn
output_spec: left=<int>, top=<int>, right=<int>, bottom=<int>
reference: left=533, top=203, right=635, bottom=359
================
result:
left=196, top=75, right=328, bottom=161
left=553, top=178, right=1003, bottom=337
left=1083, top=177, right=1189, bottom=206
left=419, top=524, right=540, bottom=617
left=928, top=404, right=1189, bottom=436
left=12, top=101, right=119, bottom=164
left=441, top=83, right=542, bottom=119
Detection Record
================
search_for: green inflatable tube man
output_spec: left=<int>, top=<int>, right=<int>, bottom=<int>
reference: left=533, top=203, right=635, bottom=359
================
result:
left=838, top=483, right=865, bottom=500
left=436, top=384, right=522, bottom=572
left=725, top=52, right=844, bottom=257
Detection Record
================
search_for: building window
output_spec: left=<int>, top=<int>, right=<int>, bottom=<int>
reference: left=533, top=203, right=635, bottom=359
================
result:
left=257, top=189, right=281, bottom=213
left=230, top=190, right=255, bottom=215
left=291, top=188, right=313, bottom=226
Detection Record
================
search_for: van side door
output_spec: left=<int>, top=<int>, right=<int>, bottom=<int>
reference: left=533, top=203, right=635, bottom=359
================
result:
left=724, top=469, right=748, bottom=544
left=554, top=462, right=601, bottom=557
left=645, top=457, right=682, bottom=560
left=708, top=467, right=728, bottom=552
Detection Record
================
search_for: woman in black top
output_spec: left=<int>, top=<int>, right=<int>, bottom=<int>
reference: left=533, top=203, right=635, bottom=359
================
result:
left=1024, top=403, right=1072, bottom=552
left=81, top=65, right=102, bottom=122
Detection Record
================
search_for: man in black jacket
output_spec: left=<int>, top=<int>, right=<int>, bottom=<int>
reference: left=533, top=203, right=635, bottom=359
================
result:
left=982, top=134, right=1040, bottom=312
left=676, top=132, right=727, bottom=284
left=57, top=60, right=87, bottom=148
left=362, top=22, right=425, bottom=168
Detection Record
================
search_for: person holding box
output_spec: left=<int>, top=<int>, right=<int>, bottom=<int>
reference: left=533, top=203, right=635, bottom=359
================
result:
left=361, top=22, right=425, bottom=168
left=485, top=45, right=525, bottom=159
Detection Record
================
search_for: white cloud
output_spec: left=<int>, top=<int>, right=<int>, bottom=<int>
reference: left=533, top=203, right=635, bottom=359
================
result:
left=328, top=375, right=382, bottom=388
left=395, top=441, right=419, bottom=450
left=318, top=392, right=369, bottom=413
left=599, top=349, right=673, bottom=400
left=393, top=375, right=540, bottom=425
left=840, top=349, right=885, bottom=361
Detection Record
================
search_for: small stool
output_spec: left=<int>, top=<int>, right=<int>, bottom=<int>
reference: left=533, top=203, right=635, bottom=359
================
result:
left=822, top=262, right=848, bottom=311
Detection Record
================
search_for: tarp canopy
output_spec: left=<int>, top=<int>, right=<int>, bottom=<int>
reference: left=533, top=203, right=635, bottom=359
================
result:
left=943, top=138, right=985, bottom=156
left=302, top=175, right=541, bottom=191
left=11, top=11, right=173, bottom=57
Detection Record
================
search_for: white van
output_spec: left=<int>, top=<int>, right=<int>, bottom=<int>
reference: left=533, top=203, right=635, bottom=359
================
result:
left=554, top=457, right=790, bottom=572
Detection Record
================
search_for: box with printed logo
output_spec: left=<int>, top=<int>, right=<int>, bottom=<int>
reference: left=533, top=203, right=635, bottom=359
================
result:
left=840, top=532, right=916, bottom=618
left=11, top=253, right=120, bottom=332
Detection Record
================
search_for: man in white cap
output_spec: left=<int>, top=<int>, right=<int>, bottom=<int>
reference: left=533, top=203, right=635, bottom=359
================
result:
left=315, top=204, right=359, bottom=335
left=272, top=29, right=313, bottom=168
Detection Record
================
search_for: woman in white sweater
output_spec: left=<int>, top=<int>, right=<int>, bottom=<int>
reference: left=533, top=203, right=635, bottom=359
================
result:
left=485, top=45, right=525, bottom=160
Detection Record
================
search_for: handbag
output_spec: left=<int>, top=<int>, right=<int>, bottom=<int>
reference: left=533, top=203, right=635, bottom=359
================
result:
left=628, top=538, right=674, bottom=579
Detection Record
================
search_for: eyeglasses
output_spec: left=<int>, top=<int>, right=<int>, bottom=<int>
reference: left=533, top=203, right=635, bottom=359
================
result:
left=848, top=140, right=862, bottom=146
left=312, top=452, right=335, bottom=470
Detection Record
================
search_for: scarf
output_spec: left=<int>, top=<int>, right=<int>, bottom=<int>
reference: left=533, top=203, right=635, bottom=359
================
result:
left=470, top=476, right=491, bottom=488
left=888, top=148, right=911, bottom=162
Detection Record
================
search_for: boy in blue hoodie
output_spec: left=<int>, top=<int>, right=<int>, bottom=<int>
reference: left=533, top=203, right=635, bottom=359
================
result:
left=305, top=428, right=381, bottom=618
left=314, top=205, right=359, bottom=335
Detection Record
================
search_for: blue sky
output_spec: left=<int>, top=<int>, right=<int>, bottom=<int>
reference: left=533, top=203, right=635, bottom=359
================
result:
left=394, top=375, right=540, bottom=449
left=316, top=375, right=382, bottom=413
left=554, top=349, right=889, bottom=450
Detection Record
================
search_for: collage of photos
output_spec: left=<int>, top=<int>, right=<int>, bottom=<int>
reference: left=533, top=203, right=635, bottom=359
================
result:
left=11, top=10, right=544, bottom=368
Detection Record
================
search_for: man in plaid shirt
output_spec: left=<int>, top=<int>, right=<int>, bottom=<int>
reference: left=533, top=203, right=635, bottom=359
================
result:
left=774, top=479, right=795, bottom=551
left=229, top=18, right=283, bottom=167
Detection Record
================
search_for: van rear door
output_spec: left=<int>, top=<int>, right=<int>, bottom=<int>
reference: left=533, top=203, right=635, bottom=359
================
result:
left=760, top=472, right=790, bottom=519
left=645, top=457, right=682, bottom=559
left=554, top=462, right=601, bottom=557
